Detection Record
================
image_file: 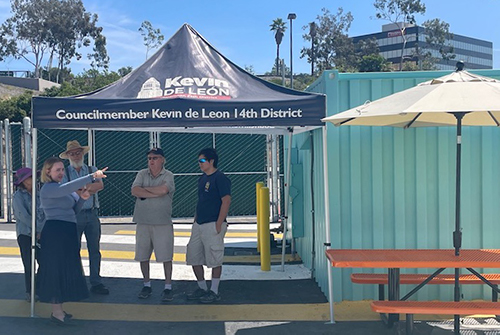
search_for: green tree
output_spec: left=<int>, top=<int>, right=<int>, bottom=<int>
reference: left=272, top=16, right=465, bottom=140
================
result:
left=358, top=54, right=392, bottom=72
left=374, top=0, right=426, bottom=70
left=118, top=66, right=133, bottom=77
left=270, top=18, right=287, bottom=76
left=42, top=81, right=81, bottom=97
left=244, top=65, right=255, bottom=75
left=41, top=67, right=130, bottom=96
left=300, top=8, right=357, bottom=73
left=0, top=0, right=108, bottom=79
left=355, top=38, right=380, bottom=57
left=41, top=66, right=72, bottom=84
left=0, top=91, right=33, bottom=121
left=419, top=18, right=455, bottom=68
left=0, top=0, right=52, bottom=78
left=138, top=20, right=164, bottom=59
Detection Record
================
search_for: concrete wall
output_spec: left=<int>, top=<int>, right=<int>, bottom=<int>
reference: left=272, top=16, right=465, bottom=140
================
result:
left=0, top=77, right=59, bottom=92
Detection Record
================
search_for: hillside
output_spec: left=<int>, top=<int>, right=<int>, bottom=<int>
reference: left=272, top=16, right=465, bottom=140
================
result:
left=0, top=82, right=34, bottom=100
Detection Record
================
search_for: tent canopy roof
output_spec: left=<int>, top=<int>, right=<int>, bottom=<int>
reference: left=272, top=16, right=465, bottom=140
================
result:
left=32, top=24, right=325, bottom=134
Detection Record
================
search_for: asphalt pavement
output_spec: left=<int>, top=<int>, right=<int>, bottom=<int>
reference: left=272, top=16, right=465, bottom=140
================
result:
left=1, top=220, right=499, bottom=334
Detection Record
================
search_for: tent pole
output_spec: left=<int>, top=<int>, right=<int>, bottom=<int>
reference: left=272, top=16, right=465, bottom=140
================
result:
left=5, top=119, right=13, bottom=222
left=266, top=135, right=273, bottom=219
left=322, top=125, right=335, bottom=324
left=280, top=129, right=293, bottom=272
left=30, top=128, right=37, bottom=317
left=88, top=129, right=93, bottom=166
left=271, top=134, right=279, bottom=222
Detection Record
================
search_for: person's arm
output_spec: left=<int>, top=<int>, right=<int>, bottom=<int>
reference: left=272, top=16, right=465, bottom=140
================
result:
left=84, top=179, right=104, bottom=194
left=144, top=185, right=169, bottom=196
left=131, top=184, right=168, bottom=198
left=84, top=166, right=104, bottom=194
left=131, top=171, right=170, bottom=198
left=74, top=187, right=91, bottom=213
left=44, top=175, right=93, bottom=197
left=215, top=195, right=231, bottom=233
left=46, top=168, right=107, bottom=198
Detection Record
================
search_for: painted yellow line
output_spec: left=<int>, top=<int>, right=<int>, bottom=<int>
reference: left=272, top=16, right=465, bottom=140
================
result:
left=224, top=254, right=301, bottom=263
left=2, top=299, right=476, bottom=322
left=0, top=299, right=332, bottom=321
left=0, top=247, right=297, bottom=264
left=81, top=249, right=186, bottom=262
left=0, top=247, right=19, bottom=256
left=0, top=247, right=186, bottom=262
left=115, top=230, right=283, bottom=239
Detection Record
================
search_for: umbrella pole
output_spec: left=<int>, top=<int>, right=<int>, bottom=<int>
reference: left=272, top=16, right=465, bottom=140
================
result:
left=453, top=113, right=466, bottom=256
left=453, top=112, right=466, bottom=335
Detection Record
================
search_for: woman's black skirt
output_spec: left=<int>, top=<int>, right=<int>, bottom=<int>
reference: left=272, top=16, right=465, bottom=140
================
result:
left=37, top=219, right=89, bottom=303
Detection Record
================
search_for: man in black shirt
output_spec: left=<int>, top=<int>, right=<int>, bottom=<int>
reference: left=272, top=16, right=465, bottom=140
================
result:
left=186, top=148, right=231, bottom=303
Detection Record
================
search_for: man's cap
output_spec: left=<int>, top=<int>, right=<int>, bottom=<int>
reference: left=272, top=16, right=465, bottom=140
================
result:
left=146, top=147, right=164, bottom=157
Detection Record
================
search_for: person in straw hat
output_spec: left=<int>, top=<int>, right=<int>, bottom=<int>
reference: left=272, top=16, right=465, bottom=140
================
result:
left=59, top=140, right=109, bottom=295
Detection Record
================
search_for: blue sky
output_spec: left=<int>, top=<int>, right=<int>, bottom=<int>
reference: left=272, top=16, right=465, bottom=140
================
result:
left=0, top=0, right=499, bottom=75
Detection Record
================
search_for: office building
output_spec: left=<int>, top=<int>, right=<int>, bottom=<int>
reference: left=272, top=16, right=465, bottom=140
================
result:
left=352, top=23, right=493, bottom=70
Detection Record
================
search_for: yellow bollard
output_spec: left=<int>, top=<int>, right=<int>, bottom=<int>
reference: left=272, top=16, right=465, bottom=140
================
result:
left=259, top=187, right=271, bottom=271
left=255, top=182, right=264, bottom=253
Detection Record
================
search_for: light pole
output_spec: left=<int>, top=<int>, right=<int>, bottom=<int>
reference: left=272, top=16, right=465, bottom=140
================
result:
left=287, top=13, right=296, bottom=89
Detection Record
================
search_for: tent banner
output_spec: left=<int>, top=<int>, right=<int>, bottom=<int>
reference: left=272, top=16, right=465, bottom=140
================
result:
left=32, top=95, right=326, bottom=129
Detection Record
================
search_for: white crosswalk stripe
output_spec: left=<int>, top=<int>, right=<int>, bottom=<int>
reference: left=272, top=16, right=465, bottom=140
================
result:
left=0, top=227, right=310, bottom=280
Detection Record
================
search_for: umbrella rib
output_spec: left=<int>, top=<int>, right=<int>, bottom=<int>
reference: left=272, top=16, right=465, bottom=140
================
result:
left=340, top=117, right=356, bottom=126
left=404, top=112, right=422, bottom=129
left=487, top=111, right=500, bottom=127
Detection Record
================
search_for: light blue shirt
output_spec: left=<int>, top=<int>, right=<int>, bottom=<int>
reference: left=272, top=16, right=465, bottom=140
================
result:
left=62, top=164, right=100, bottom=210
left=13, top=188, right=45, bottom=237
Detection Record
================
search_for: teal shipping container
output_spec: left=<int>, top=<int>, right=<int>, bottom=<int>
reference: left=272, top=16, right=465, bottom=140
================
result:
left=291, top=69, right=500, bottom=302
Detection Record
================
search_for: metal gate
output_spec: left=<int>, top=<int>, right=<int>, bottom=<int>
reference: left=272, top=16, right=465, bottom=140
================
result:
left=3, top=118, right=283, bottom=220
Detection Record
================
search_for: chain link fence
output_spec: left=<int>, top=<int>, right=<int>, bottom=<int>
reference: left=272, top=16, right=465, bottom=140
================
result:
left=6, top=122, right=277, bottom=218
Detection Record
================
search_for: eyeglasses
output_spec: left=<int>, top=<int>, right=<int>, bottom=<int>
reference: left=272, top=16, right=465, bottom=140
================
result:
left=148, top=156, right=161, bottom=161
left=67, top=150, right=83, bottom=157
left=198, top=158, right=207, bottom=163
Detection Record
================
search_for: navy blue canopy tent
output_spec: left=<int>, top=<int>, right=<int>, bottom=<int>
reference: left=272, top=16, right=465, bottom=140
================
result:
left=32, top=24, right=325, bottom=133
left=29, top=24, right=334, bottom=321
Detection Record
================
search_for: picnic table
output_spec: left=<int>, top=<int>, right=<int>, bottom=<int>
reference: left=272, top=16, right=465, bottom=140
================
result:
left=325, top=249, right=500, bottom=334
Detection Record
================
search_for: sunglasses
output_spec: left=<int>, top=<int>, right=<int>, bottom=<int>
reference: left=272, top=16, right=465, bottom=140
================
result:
left=67, top=150, right=83, bottom=157
left=198, top=158, right=208, bottom=163
left=148, top=156, right=161, bottom=161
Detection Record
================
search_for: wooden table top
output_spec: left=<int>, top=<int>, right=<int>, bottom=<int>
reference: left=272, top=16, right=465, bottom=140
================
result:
left=325, top=249, right=500, bottom=268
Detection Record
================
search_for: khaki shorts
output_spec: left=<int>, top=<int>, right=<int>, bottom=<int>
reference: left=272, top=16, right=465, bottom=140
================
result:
left=186, top=221, right=227, bottom=268
left=135, top=224, right=174, bottom=262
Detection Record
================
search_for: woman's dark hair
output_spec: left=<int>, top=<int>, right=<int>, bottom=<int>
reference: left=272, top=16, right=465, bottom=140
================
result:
left=199, top=148, right=218, bottom=168
left=15, top=181, right=26, bottom=190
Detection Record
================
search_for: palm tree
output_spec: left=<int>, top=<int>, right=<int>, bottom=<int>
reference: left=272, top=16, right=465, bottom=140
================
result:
left=270, top=18, right=287, bottom=76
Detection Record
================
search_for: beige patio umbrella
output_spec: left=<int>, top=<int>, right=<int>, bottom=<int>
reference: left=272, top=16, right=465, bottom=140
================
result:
left=322, top=62, right=500, bottom=332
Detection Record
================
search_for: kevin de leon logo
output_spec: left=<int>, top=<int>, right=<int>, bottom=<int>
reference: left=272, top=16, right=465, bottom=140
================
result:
left=137, top=76, right=231, bottom=100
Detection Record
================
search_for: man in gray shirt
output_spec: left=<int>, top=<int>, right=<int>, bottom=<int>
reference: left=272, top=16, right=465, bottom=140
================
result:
left=131, top=147, right=175, bottom=302
left=60, top=140, right=109, bottom=295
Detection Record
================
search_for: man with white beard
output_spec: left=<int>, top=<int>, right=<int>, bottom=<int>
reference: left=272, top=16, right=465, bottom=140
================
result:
left=60, top=140, right=109, bottom=295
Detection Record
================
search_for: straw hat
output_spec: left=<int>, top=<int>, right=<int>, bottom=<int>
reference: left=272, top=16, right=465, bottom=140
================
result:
left=59, top=140, right=90, bottom=159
